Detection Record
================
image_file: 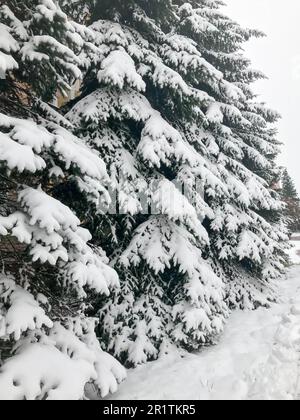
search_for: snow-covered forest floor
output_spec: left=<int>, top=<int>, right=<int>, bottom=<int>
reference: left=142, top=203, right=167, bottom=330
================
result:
left=108, top=239, right=300, bottom=401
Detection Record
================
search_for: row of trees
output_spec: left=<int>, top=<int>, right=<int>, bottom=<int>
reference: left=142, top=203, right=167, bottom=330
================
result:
left=0, top=0, right=291, bottom=399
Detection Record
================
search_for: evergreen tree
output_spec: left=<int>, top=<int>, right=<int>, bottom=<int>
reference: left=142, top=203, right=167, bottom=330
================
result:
left=281, top=168, right=300, bottom=233
left=0, top=0, right=126, bottom=400
left=64, top=0, right=288, bottom=367
left=175, top=0, right=288, bottom=308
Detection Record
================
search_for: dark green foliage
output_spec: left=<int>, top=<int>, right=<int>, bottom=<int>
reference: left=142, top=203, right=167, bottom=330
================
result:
left=281, top=168, right=300, bottom=233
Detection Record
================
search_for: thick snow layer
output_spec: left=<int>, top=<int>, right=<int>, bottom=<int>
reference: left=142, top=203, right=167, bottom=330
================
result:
left=98, top=49, right=146, bottom=92
left=108, top=257, right=300, bottom=400
left=0, top=23, right=18, bottom=53
left=0, top=23, right=19, bottom=74
left=0, top=50, right=18, bottom=73
left=0, top=343, right=95, bottom=400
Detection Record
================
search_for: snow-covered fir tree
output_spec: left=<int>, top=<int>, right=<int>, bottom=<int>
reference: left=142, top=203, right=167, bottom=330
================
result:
left=281, top=168, right=300, bottom=234
left=64, top=0, right=227, bottom=364
left=63, top=0, right=288, bottom=367
left=175, top=0, right=288, bottom=308
left=0, top=0, right=126, bottom=400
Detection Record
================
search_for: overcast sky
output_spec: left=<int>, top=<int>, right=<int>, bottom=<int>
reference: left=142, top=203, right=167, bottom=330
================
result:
left=224, top=0, right=300, bottom=193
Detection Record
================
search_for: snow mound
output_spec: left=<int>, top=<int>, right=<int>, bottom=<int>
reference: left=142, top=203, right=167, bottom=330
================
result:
left=288, top=235, right=300, bottom=265
left=0, top=344, right=95, bottom=400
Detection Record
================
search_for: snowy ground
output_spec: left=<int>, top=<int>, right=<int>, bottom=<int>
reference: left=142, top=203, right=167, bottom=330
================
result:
left=289, top=233, right=300, bottom=265
left=108, top=239, right=300, bottom=401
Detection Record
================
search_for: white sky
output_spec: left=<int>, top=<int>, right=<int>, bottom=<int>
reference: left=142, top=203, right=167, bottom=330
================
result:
left=224, top=0, right=300, bottom=193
